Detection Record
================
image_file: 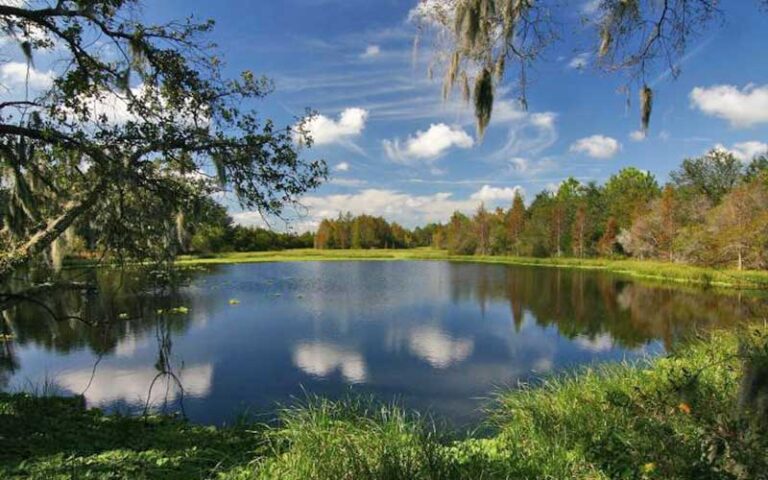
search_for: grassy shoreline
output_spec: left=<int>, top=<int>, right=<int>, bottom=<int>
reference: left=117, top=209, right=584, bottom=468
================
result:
left=175, top=248, right=768, bottom=290
left=3, top=326, right=767, bottom=479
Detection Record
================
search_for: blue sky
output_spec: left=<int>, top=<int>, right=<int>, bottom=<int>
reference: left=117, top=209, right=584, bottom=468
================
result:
left=6, top=0, right=768, bottom=231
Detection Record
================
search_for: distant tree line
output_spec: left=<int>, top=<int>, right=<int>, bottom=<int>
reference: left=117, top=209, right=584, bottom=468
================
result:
left=184, top=202, right=314, bottom=254
left=314, top=214, right=414, bottom=249
left=57, top=148, right=768, bottom=269
left=315, top=149, right=768, bottom=271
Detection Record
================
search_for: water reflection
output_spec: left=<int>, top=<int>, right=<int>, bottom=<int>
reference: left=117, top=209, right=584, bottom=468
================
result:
left=407, top=325, right=474, bottom=369
left=1, top=261, right=765, bottom=425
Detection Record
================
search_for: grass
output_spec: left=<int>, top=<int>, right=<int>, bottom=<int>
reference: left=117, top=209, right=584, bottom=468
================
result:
left=3, top=326, right=768, bottom=479
left=175, top=248, right=768, bottom=290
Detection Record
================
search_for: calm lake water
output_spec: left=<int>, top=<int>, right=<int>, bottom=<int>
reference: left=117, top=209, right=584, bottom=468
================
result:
left=1, top=261, right=764, bottom=426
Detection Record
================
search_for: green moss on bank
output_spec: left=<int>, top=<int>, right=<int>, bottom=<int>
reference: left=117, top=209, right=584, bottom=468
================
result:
left=175, top=248, right=768, bottom=290
left=2, top=327, right=767, bottom=479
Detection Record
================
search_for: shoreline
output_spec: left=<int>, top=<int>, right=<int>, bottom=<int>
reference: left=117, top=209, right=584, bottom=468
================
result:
left=174, top=248, right=768, bottom=290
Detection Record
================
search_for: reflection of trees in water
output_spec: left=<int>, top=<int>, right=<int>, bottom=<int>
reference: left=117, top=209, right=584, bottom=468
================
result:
left=143, top=313, right=187, bottom=417
left=2, top=268, right=201, bottom=353
left=448, top=265, right=766, bottom=349
left=0, top=266, right=210, bottom=409
left=0, top=311, right=19, bottom=389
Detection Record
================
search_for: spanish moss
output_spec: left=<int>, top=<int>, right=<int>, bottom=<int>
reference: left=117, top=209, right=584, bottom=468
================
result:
left=473, top=67, right=494, bottom=139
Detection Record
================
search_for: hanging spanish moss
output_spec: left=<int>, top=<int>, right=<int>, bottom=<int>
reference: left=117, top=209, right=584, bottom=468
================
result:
left=640, top=85, right=653, bottom=134
left=461, top=71, right=471, bottom=104
left=212, top=156, right=228, bottom=187
left=494, top=54, right=506, bottom=81
left=501, top=0, right=522, bottom=39
left=411, top=31, right=421, bottom=68
left=443, top=51, right=462, bottom=100
left=175, top=211, right=189, bottom=252
left=50, top=236, right=66, bottom=273
left=474, top=67, right=494, bottom=139
left=455, top=0, right=496, bottom=53
left=20, top=40, right=32, bottom=64
left=599, top=27, right=612, bottom=57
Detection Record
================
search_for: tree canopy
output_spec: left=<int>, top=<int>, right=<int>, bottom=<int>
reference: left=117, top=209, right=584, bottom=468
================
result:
left=0, top=1, right=326, bottom=281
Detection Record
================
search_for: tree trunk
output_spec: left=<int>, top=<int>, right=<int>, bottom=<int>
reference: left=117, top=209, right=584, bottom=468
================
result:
left=0, top=180, right=107, bottom=281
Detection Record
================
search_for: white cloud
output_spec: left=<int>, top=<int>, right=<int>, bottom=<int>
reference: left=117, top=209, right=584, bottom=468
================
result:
left=0, top=61, right=54, bottom=90
left=575, top=334, right=614, bottom=353
left=334, top=161, right=350, bottom=172
left=361, top=44, right=381, bottom=59
left=408, top=326, right=474, bottom=369
left=629, top=130, right=646, bottom=142
left=714, top=141, right=768, bottom=162
left=383, top=123, right=474, bottom=164
left=690, top=84, right=768, bottom=128
left=57, top=364, right=213, bottom=407
left=301, top=107, right=369, bottom=146
left=234, top=185, right=522, bottom=231
left=470, top=185, right=522, bottom=202
left=570, top=134, right=621, bottom=159
left=568, top=53, right=590, bottom=70
left=292, top=341, right=367, bottom=383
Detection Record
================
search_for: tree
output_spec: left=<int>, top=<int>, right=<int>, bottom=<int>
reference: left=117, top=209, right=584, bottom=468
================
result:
left=550, top=202, right=565, bottom=257
left=597, top=217, right=619, bottom=257
left=705, top=179, right=768, bottom=270
left=671, top=149, right=743, bottom=204
left=553, top=177, right=584, bottom=256
left=521, top=191, right=555, bottom=257
left=445, top=211, right=476, bottom=254
left=506, top=191, right=526, bottom=255
left=315, top=220, right=333, bottom=249
left=572, top=203, right=587, bottom=258
left=603, top=167, right=660, bottom=230
left=621, top=185, right=678, bottom=260
left=474, top=203, right=491, bottom=255
left=744, top=155, right=768, bottom=183
left=0, top=1, right=326, bottom=281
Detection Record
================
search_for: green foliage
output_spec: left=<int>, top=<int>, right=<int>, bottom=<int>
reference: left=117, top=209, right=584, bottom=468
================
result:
left=0, top=394, right=263, bottom=479
left=603, top=167, right=660, bottom=230
left=315, top=213, right=412, bottom=250
left=311, top=152, right=768, bottom=270
left=0, top=1, right=327, bottom=281
left=672, top=149, right=745, bottom=204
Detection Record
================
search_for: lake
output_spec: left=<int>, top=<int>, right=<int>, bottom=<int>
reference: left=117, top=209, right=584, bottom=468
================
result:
left=1, top=261, right=763, bottom=427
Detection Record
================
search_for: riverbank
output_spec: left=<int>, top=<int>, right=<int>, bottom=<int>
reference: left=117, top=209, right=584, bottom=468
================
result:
left=3, top=326, right=767, bottom=479
left=176, top=248, right=768, bottom=290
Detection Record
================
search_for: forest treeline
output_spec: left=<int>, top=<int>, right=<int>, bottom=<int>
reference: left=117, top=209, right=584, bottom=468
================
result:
left=315, top=149, right=768, bottom=270
left=62, top=148, right=767, bottom=269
